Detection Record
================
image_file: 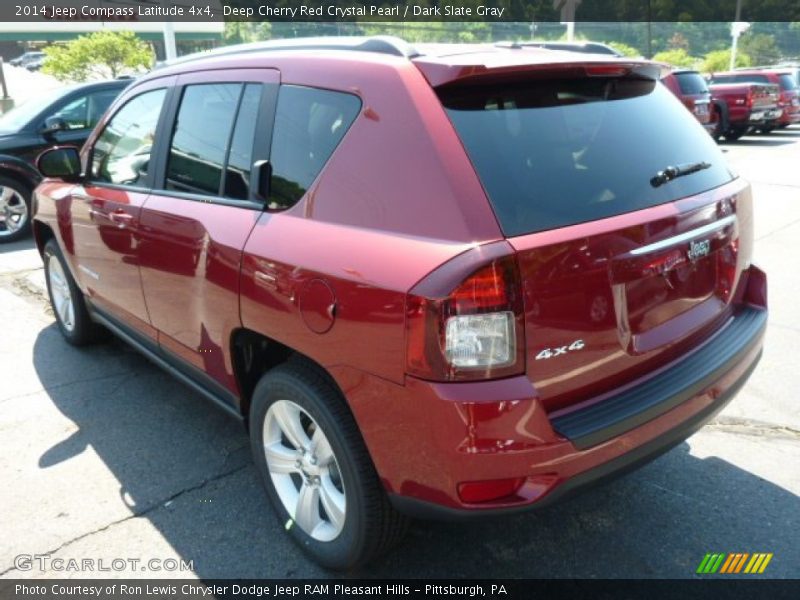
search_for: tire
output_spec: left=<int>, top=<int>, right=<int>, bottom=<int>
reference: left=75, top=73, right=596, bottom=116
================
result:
left=0, top=175, right=32, bottom=243
left=249, top=361, right=408, bottom=569
left=711, top=107, right=723, bottom=142
left=758, top=127, right=773, bottom=135
left=43, top=239, right=103, bottom=345
left=723, top=127, right=746, bottom=141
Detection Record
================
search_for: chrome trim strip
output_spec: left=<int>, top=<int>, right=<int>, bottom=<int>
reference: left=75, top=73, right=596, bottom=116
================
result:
left=630, top=215, right=736, bottom=256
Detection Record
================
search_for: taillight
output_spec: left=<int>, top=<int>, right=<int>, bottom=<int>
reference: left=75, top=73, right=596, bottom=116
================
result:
left=406, top=245, right=525, bottom=382
left=746, top=89, right=754, bottom=107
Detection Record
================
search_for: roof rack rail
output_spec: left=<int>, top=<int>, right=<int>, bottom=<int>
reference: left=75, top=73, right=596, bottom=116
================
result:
left=162, top=36, right=420, bottom=68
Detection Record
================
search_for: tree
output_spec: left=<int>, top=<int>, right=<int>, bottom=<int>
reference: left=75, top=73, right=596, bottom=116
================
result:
left=42, top=31, right=152, bottom=82
left=668, top=32, right=690, bottom=52
left=653, top=48, right=697, bottom=68
left=702, top=49, right=751, bottom=74
left=739, top=33, right=781, bottom=66
left=223, top=22, right=272, bottom=44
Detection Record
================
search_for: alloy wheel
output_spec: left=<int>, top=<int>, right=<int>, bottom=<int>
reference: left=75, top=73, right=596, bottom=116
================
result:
left=0, top=185, right=28, bottom=238
left=48, top=254, right=75, bottom=332
left=263, top=399, right=346, bottom=542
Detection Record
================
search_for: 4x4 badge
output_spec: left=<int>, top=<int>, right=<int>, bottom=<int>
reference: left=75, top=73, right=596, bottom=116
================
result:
left=535, top=339, right=585, bottom=361
left=688, top=238, right=711, bottom=262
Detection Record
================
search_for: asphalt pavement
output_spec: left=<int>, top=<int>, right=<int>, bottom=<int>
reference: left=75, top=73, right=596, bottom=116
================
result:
left=0, top=127, right=798, bottom=580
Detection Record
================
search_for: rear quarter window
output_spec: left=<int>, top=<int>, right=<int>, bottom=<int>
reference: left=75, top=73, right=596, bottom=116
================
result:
left=440, top=76, right=734, bottom=236
left=268, top=85, right=361, bottom=210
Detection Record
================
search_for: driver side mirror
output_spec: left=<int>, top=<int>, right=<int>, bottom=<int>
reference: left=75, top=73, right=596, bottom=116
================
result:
left=37, top=146, right=82, bottom=181
left=42, top=116, right=68, bottom=137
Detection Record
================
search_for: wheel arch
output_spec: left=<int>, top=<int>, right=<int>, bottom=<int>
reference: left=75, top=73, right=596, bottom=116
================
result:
left=230, top=328, right=345, bottom=425
left=0, top=155, right=41, bottom=190
left=33, top=220, right=55, bottom=257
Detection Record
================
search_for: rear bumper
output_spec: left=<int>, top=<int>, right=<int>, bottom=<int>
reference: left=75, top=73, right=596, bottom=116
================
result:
left=390, top=346, right=762, bottom=520
left=386, top=305, right=765, bottom=518
left=341, top=268, right=766, bottom=519
left=747, top=107, right=781, bottom=124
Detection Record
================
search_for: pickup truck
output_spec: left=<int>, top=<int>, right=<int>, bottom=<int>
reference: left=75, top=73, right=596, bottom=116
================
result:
left=707, top=80, right=781, bottom=140
left=711, top=69, right=800, bottom=130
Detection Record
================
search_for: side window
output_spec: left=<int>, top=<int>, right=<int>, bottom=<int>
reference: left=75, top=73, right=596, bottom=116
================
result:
left=91, top=88, right=166, bottom=186
left=50, top=96, right=88, bottom=130
left=49, top=90, right=120, bottom=130
left=269, top=85, right=361, bottom=210
left=224, top=83, right=262, bottom=200
left=166, top=83, right=241, bottom=196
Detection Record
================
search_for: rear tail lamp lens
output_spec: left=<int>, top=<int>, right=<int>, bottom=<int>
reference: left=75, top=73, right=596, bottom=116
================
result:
left=406, top=252, right=525, bottom=382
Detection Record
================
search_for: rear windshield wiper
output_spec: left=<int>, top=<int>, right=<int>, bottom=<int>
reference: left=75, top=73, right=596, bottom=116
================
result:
left=650, top=161, right=711, bottom=188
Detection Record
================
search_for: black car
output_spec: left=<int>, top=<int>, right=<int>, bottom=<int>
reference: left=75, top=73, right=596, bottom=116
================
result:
left=0, top=79, right=130, bottom=242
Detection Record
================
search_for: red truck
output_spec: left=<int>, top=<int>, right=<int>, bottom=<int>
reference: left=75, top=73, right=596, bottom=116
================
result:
left=711, top=69, right=800, bottom=130
left=708, top=77, right=781, bottom=140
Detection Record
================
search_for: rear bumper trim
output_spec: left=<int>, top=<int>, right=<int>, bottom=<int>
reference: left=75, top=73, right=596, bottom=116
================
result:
left=551, top=307, right=767, bottom=450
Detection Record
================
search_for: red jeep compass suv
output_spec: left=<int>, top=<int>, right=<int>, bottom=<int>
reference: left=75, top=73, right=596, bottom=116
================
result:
left=33, top=37, right=767, bottom=569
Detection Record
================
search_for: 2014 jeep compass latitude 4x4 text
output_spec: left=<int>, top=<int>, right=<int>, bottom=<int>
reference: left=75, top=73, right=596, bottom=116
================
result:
left=33, top=37, right=768, bottom=569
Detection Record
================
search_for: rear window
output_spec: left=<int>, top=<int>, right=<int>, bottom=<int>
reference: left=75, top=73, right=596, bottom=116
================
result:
left=675, top=72, right=709, bottom=95
left=711, top=74, right=770, bottom=84
left=441, top=77, right=733, bottom=236
left=778, top=74, right=798, bottom=90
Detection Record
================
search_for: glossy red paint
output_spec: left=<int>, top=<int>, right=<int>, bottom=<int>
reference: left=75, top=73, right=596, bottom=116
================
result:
left=71, top=184, right=155, bottom=340
left=512, top=178, right=750, bottom=412
left=32, top=42, right=767, bottom=516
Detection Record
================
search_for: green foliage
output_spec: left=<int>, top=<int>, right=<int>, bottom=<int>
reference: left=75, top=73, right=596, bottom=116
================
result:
left=605, top=41, right=642, bottom=57
left=223, top=22, right=272, bottom=44
left=739, top=33, right=781, bottom=66
left=702, top=49, right=752, bottom=74
left=42, top=31, right=152, bottom=82
left=652, top=48, right=697, bottom=68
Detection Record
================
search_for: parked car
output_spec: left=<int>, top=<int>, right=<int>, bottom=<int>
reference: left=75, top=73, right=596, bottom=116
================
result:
left=33, top=37, right=767, bottom=569
left=661, top=69, right=716, bottom=136
left=707, top=79, right=781, bottom=140
left=25, top=57, right=45, bottom=72
left=516, top=41, right=624, bottom=56
left=0, top=79, right=129, bottom=242
left=7, top=51, right=44, bottom=68
left=712, top=69, right=800, bottom=131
